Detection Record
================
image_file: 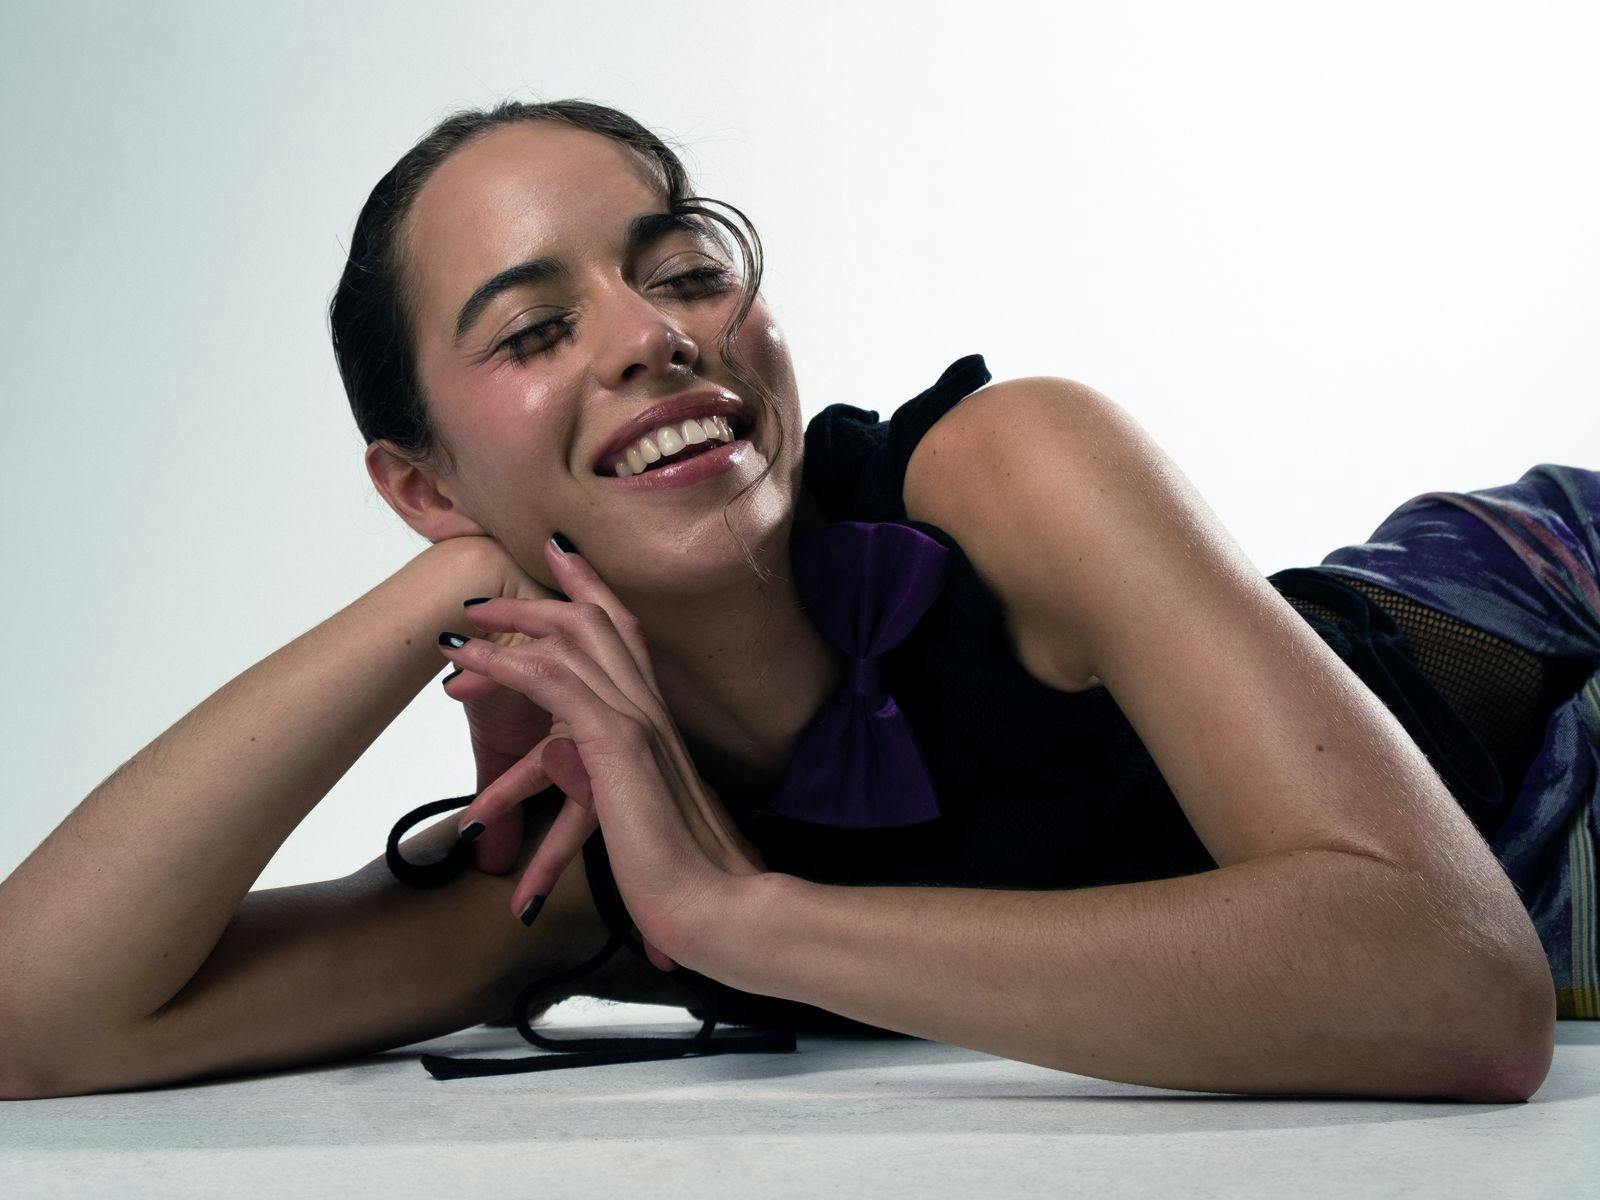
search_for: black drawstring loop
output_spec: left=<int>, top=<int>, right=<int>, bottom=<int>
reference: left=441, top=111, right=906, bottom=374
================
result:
left=385, top=795, right=797, bottom=1078
left=421, top=924, right=795, bottom=1078
left=385, top=792, right=481, bottom=888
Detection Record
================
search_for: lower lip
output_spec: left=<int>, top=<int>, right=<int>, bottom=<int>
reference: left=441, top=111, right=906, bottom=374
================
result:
left=596, top=437, right=753, bottom=491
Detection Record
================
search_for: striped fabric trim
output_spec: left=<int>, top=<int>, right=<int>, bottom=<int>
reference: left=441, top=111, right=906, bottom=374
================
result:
left=1560, top=673, right=1600, bottom=1019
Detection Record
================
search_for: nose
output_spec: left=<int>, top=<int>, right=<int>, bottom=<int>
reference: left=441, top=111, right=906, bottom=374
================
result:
left=593, top=280, right=702, bottom=388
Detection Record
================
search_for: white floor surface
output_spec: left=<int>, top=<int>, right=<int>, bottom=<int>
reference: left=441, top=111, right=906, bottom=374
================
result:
left=4, top=998, right=1596, bottom=1198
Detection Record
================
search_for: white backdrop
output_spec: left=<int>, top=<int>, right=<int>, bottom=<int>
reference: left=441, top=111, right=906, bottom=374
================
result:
left=2, top=0, right=1595, bottom=888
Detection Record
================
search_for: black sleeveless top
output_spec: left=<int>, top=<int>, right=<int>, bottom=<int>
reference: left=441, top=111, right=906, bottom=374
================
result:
left=389, top=352, right=1582, bottom=1073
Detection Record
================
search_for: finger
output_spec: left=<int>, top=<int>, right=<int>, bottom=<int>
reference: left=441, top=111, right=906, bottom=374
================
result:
left=458, top=597, right=662, bottom=726
left=462, top=687, right=562, bottom=774
left=642, top=938, right=678, bottom=972
left=543, top=535, right=665, bottom=694
left=438, top=639, right=642, bottom=790
left=471, top=802, right=525, bottom=876
left=439, top=634, right=715, bottom=909
left=441, top=627, right=655, bottom=747
left=506, top=733, right=596, bottom=915
left=458, top=596, right=711, bottom=819
left=440, top=664, right=504, bottom=702
left=538, top=540, right=718, bottom=821
left=509, top=796, right=597, bottom=921
left=628, top=919, right=678, bottom=971
left=543, top=732, right=686, bottom=971
left=455, top=729, right=562, bottom=838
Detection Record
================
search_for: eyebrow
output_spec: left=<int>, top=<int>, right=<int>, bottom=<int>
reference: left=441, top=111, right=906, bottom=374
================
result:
left=452, top=211, right=721, bottom=346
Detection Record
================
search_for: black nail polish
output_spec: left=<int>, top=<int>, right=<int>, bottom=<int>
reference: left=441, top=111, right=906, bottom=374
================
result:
left=438, top=631, right=470, bottom=648
left=462, top=597, right=492, bottom=607
left=551, top=531, right=578, bottom=556
left=519, top=895, right=547, bottom=926
left=441, top=666, right=463, bottom=685
left=458, top=820, right=485, bottom=844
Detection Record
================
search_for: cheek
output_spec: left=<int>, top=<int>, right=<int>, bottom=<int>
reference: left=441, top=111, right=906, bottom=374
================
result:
left=423, top=363, right=570, bottom=484
left=724, top=303, right=796, bottom=406
left=429, top=354, right=543, bottom=440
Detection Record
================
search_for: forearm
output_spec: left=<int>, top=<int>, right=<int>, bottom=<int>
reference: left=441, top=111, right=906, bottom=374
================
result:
left=721, top=851, right=1545, bottom=1101
left=0, top=539, right=495, bottom=1041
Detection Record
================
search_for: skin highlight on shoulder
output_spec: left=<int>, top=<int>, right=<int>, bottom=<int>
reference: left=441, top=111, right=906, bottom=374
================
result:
left=902, top=376, right=1105, bottom=694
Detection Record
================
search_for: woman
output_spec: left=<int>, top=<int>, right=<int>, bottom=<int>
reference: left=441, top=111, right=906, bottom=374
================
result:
left=1, top=99, right=1590, bottom=1103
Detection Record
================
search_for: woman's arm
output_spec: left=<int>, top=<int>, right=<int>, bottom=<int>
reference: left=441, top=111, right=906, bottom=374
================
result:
left=0, top=537, right=507, bottom=1077
left=720, top=849, right=1543, bottom=1102
left=708, top=375, right=1553, bottom=1102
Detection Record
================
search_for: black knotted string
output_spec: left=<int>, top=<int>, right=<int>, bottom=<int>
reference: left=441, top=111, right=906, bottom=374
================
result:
left=385, top=793, right=797, bottom=1078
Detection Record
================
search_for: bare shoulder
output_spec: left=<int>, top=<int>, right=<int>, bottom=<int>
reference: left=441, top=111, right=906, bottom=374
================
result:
left=905, top=372, right=1496, bottom=877
left=902, top=375, right=1112, bottom=693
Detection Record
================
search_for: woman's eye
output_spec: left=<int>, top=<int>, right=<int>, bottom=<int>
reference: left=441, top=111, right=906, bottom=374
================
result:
left=498, top=265, right=736, bottom=366
left=501, top=316, right=575, bottom=366
left=658, top=264, right=735, bottom=295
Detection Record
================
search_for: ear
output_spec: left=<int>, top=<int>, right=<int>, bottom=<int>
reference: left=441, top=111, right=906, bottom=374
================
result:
left=364, top=439, right=489, bottom=543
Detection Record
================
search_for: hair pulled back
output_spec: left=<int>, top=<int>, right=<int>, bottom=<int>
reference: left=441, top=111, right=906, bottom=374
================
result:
left=328, top=97, right=784, bottom=574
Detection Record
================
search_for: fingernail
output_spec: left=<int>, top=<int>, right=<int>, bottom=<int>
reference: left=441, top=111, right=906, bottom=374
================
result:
left=441, top=666, right=463, bottom=686
left=551, top=531, right=578, bottom=556
left=519, top=894, right=547, bottom=926
left=458, top=820, right=485, bottom=843
left=438, top=631, right=470, bottom=648
left=462, top=596, right=492, bottom=607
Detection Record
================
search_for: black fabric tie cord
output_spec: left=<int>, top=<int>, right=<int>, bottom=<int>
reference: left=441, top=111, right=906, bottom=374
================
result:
left=385, top=794, right=797, bottom=1079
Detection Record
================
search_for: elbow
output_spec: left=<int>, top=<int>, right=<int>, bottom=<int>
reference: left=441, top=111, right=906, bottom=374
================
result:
left=0, top=1054, right=52, bottom=1102
left=0, top=1008, right=112, bottom=1101
left=1459, top=1038, right=1553, bottom=1104
left=0, top=1071, right=40, bottom=1102
left=0, top=1053, right=124, bottom=1101
left=0, top=1031, right=76, bottom=1100
left=1480, top=992, right=1557, bottom=1104
left=0, top=999, right=43, bottom=1099
left=1384, top=859, right=1561, bottom=1103
left=1452, top=963, right=1558, bottom=1103
left=1492, top=946, right=1559, bottom=1102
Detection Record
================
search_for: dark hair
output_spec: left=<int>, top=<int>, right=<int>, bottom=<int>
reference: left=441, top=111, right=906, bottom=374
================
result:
left=328, top=97, right=784, bottom=576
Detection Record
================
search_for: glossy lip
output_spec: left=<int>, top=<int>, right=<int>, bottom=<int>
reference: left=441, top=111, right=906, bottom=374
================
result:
left=589, top=388, right=751, bottom=476
left=596, top=436, right=754, bottom=490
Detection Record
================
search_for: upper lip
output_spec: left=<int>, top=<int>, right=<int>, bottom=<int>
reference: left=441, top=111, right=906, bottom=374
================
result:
left=590, top=388, right=750, bottom=474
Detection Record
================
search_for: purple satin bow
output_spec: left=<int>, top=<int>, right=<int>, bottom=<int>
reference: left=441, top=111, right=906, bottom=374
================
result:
left=760, top=520, right=951, bottom=828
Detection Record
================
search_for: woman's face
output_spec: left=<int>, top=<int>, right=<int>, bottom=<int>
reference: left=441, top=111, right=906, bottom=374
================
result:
left=384, top=121, right=804, bottom=598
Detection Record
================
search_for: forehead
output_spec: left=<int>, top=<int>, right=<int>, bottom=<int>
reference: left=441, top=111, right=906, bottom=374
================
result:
left=401, top=122, right=666, bottom=319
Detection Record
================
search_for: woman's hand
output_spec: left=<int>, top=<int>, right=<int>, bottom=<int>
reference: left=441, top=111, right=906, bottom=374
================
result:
left=436, top=534, right=771, bottom=976
left=438, top=536, right=694, bottom=971
left=437, top=537, right=571, bottom=878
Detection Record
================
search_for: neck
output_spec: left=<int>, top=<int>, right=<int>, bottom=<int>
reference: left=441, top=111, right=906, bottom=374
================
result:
left=628, top=486, right=843, bottom=786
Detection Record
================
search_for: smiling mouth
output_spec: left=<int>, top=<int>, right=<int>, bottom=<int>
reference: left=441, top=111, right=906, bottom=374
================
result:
left=593, top=411, right=758, bottom=477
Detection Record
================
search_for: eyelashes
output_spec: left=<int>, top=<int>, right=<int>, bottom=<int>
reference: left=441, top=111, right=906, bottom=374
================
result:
left=498, top=265, right=737, bottom=366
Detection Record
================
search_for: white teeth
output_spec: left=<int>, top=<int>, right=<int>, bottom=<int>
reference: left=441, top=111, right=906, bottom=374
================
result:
left=608, top=414, right=739, bottom=477
left=656, top=424, right=685, bottom=456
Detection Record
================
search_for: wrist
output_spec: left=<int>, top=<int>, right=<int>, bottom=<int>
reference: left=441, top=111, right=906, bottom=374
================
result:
left=683, top=870, right=801, bottom=995
left=398, top=539, right=507, bottom=657
left=420, top=535, right=511, bottom=592
left=423, top=534, right=549, bottom=605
